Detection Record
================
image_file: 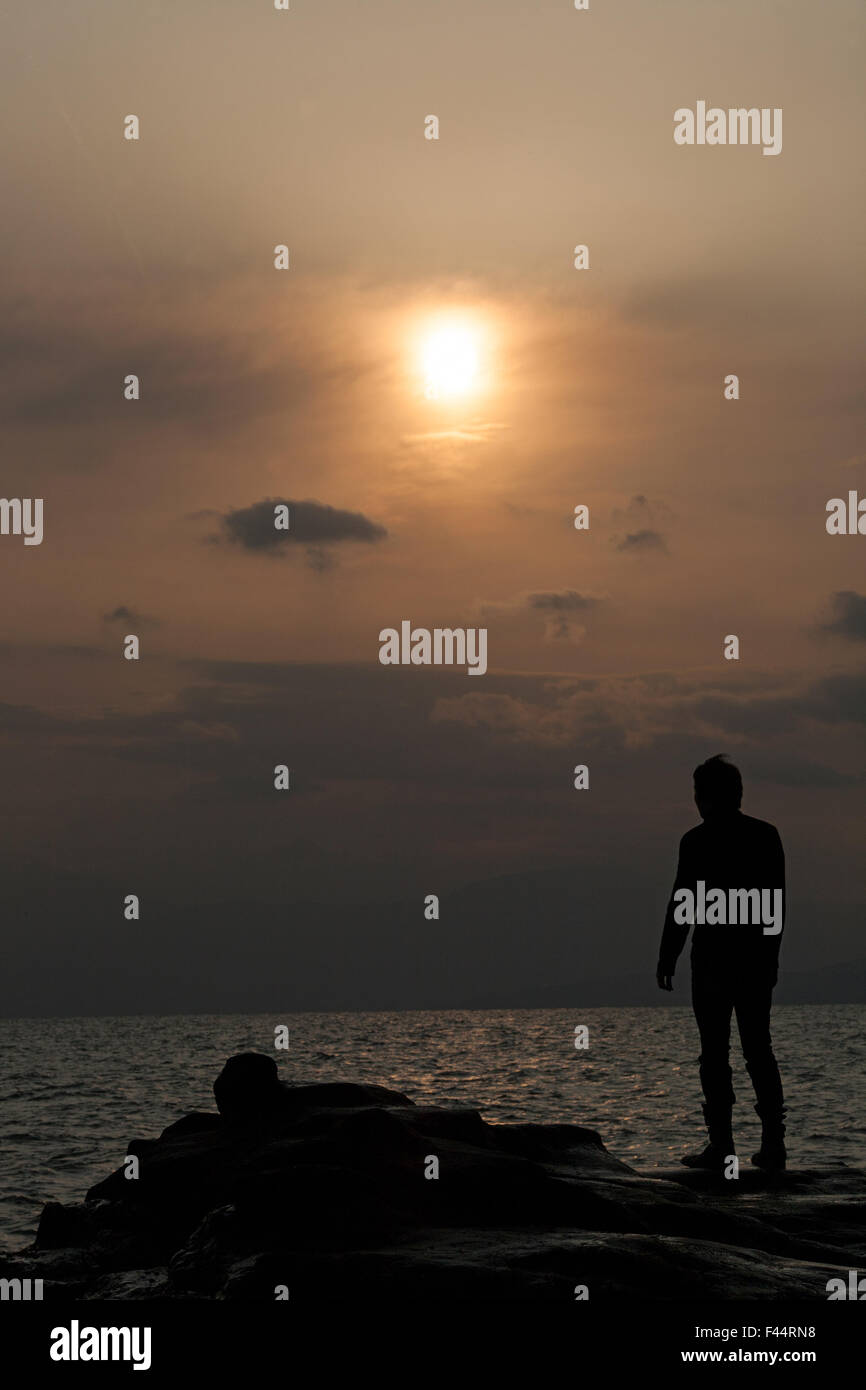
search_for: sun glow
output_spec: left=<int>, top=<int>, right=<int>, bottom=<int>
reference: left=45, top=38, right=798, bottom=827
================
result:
left=419, top=321, right=481, bottom=399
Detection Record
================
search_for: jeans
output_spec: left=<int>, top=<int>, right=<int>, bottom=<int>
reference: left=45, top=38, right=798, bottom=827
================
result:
left=691, top=962, right=784, bottom=1117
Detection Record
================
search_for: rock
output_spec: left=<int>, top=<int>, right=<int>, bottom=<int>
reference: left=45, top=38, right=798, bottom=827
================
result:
left=36, top=1200, right=98, bottom=1251
left=213, top=1053, right=290, bottom=1124
left=213, top=1051, right=414, bottom=1126
left=82, top=1268, right=174, bottom=1300
left=12, top=1051, right=865, bottom=1301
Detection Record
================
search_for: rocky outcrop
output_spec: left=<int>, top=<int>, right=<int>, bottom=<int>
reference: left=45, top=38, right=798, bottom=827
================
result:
left=2, top=1053, right=863, bottom=1300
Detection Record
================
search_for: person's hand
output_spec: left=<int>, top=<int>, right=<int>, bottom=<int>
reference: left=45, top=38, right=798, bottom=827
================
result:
left=656, top=967, right=673, bottom=992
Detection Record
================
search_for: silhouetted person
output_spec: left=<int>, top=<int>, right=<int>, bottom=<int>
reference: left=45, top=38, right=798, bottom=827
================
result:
left=656, top=756, right=787, bottom=1171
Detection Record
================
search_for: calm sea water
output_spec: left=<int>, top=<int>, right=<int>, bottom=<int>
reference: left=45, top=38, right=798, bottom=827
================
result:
left=1, top=1006, right=863, bottom=1248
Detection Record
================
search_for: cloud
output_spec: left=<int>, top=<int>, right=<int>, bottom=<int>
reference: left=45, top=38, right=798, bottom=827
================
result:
left=431, top=690, right=582, bottom=747
left=615, top=528, right=667, bottom=554
left=304, top=546, right=336, bottom=573
left=401, top=422, right=509, bottom=447
left=215, top=498, right=388, bottom=561
left=432, top=665, right=866, bottom=754
left=620, top=274, right=813, bottom=334
left=480, top=589, right=601, bottom=643
left=819, top=591, right=866, bottom=642
left=526, top=590, right=600, bottom=640
left=610, top=495, right=673, bottom=525
left=0, top=316, right=307, bottom=433
left=395, top=421, right=511, bottom=483
left=608, top=497, right=671, bottom=554
left=3, top=659, right=862, bottom=802
left=103, top=605, right=159, bottom=628
left=526, top=591, right=598, bottom=613
left=0, top=700, right=58, bottom=733
left=805, top=671, right=866, bottom=726
left=0, top=276, right=380, bottom=440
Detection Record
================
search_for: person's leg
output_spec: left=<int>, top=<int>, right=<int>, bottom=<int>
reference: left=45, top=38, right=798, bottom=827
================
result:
left=693, top=968, right=736, bottom=1111
left=682, top=967, right=736, bottom=1167
left=735, top=976, right=786, bottom=1169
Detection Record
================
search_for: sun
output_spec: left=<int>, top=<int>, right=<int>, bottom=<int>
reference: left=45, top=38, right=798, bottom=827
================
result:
left=420, top=321, right=480, bottom=399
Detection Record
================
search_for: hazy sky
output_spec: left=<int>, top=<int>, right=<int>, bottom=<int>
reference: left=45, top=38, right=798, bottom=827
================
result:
left=2, top=1, right=865, bottom=1012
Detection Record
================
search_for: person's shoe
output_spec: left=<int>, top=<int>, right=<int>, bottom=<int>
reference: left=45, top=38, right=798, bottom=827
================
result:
left=751, top=1140, right=786, bottom=1171
left=680, top=1142, right=732, bottom=1171
left=681, top=1104, right=735, bottom=1169
left=751, top=1104, right=787, bottom=1171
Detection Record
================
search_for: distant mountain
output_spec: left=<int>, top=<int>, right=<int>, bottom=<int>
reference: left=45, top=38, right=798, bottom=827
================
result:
left=775, top=959, right=866, bottom=1006
left=2, top=855, right=863, bottom=1013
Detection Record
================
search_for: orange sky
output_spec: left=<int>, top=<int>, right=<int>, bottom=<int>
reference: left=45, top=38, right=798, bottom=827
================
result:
left=1, top=0, right=864, bottom=1011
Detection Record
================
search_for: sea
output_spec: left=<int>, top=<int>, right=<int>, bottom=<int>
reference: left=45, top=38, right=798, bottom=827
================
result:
left=1, top=1005, right=863, bottom=1249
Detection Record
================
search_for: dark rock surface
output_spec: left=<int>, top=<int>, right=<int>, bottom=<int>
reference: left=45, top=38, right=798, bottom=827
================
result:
left=3, top=1052, right=863, bottom=1301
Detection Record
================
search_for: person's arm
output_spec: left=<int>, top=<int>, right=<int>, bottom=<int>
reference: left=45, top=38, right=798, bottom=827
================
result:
left=656, top=835, right=691, bottom=990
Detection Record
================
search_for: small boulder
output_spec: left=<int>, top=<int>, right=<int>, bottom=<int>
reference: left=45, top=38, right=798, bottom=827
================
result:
left=213, top=1053, right=290, bottom=1124
left=213, top=1052, right=414, bottom=1126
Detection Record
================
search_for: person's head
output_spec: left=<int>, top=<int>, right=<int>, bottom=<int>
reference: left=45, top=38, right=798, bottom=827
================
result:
left=693, top=754, right=742, bottom=819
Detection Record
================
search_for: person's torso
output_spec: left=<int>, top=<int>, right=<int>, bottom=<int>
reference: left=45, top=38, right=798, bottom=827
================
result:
left=681, top=814, right=783, bottom=967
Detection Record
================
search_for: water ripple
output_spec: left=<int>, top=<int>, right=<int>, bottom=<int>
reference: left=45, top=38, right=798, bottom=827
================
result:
left=0, top=1005, right=863, bottom=1246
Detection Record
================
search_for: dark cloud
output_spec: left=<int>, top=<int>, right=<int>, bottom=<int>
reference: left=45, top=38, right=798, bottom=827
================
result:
left=0, top=285, right=368, bottom=440
left=0, top=700, right=57, bottom=732
left=526, top=591, right=599, bottom=612
left=103, top=605, right=159, bottom=628
left=5, top=660, right=861, bottom=784
left=616, top=529, right=667, bottom=554
left=0, top=319, right=309, bottom=432
left=216, top=498, right=388, bottom=557
left=433, top=665, right=866, bottom=749
left=304, top=545, right=336, bottom=573
left=805, top=671, right=866, bottom=726
left=610, top=495, right=673, bottom=524
left=1, top=655, right=863, bottom=1012
left=820, top=591, right=866, bottom=642
left=481, top=589, right=601, bottom=643
left=608, top=497, right=671, bottom=554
